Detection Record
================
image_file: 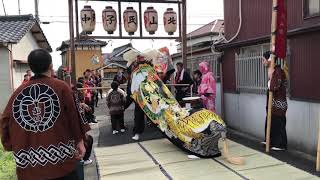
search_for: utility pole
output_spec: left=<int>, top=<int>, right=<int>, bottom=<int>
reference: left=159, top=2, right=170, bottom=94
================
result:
left=18, top=0, right=21, bottom=15
left=34, top=0, right=39, bottom=21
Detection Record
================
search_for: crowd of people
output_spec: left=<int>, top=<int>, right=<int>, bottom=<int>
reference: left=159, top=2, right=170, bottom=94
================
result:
left=76, top=69, right=103, bottom=124
left=0, top=48, right=288, bottom=180
left=101, top=56, right=219, bottom=141
left=102, top=52, right=287, bottom=151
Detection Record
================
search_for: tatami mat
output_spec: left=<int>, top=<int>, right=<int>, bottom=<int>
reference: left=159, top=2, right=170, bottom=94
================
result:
left=95, top=138, right=318, bottom=180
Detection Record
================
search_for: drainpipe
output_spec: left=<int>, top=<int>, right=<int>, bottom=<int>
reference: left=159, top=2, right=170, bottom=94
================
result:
left=211, top=47, right=224, bottom=119
left=218, top=55, right=225, bottom=119
left=4, top=44, right=14, bottom=93
left=211, top=0, right=242, bottom=119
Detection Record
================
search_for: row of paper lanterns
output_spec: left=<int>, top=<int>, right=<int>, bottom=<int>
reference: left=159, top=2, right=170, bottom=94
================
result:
left=81, top=5, right=177, bottom=35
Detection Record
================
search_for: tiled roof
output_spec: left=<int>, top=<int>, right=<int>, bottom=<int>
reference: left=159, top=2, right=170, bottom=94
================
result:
left=187, top=19, right=224, bottom=38
left=110, top=43, right=133, bottom=57
left=56, top=39, right=108, bottom=51
left=0, top=14, right=52, bottom=52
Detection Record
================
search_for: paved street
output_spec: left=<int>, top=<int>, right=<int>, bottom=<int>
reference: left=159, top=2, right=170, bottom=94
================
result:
left=84, top=98, right=320, bottom=180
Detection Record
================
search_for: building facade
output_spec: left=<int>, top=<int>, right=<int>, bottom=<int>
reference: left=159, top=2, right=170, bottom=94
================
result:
left=57, top=39, right=107, bottom=80
left=217, top=0, right=320, bottom=156
left=0, top=15, right=52, bottom=112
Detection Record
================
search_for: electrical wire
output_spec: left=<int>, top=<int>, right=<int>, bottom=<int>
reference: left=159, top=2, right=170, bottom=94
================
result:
left=219, top=0, right=242, bottom=43
left=211, top=0, right=242, bottom=53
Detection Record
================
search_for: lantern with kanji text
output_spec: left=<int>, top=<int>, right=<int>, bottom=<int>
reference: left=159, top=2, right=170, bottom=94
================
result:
left=102, top=6, right=117, bottom=34
left=123, top=7, right=138, bottom=35
left=163, top=8, right=177, bottom=35
left=144, top=7, right=158, bottom=35
left=80, top=5, right=96, bottom=34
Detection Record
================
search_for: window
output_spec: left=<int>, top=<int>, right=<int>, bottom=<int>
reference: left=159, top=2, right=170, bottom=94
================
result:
left=235, top=44, right=269, bottom=94
left=304, top=0, right=320, bottom=18
left=61, top=53, right=67, bottom=67
left=104, top=72, right=117, bottom=80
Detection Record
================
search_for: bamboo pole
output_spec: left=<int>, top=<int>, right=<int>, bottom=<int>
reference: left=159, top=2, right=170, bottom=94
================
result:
left=266, top=0, right=278, bottom=153
left=76, top=84, right=191, bottom=90
left=317, top=122, right=320, bottom=171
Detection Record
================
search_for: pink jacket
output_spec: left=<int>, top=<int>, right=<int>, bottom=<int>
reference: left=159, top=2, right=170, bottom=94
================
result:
left=198, top=62, right=216, bottom=97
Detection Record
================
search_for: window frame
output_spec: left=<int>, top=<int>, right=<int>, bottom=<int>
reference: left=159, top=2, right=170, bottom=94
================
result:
left=304, top=0, right=320, bottom=19
left=235, top=44, right=270, bottom=94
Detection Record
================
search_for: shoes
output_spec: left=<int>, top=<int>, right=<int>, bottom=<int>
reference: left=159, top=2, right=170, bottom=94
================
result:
left=120, top=129, right=125, bottom=133
left=112, top=130, right=119, bottom=135
left=260, top=142, right=266, bottom=145
left=271, top=147, right=285, bottom=151
left=132, top=134, right=140, bottom=141
left=91, top=120, right=98, bottom=123
left=187, top=155, right=200, bottom=159
left=83, top=159, right=93, bottom=165
left=89, top=121, right=98, bottom=125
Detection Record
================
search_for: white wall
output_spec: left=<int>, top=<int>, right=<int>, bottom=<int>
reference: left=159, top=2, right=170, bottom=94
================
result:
left=12, top=31, right=39, bottom=61
left=12, top=63, right=29, bottom=89
left=11, top=32, right=40, bottom=89
left=224, top=93, right=320, bottom=156
left=0, top=48, right=13, bottom=112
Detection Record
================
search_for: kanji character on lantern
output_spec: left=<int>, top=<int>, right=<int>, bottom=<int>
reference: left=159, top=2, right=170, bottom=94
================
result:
left=163, top=8, right=177, bottom=35
left=144, top=7, right=158, bottom=35
left=123, top=7, right=138, bottom=35
left=80, top=5, right=96, bottom=34
left=102, top=6, right=117, bottom=34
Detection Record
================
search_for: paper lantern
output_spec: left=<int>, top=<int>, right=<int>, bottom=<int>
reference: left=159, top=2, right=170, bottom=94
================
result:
left=102, top=6, right=117, bottom=34
left=144, top=7, right=158, bottom=35
left=163, top=8, right=177, bottom=35
left=80, top=5, right=96, bottom=34
left=123, top=7, right=138, bottom=35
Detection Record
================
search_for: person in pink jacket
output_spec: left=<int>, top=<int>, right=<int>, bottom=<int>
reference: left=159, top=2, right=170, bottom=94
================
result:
left=198, top=62, right=216, bottom=112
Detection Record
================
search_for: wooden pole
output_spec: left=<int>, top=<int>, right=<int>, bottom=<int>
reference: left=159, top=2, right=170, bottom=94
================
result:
left=139, top=2, right=143, bottom=38
left=68, top=0, right=76, bottom=84
left=118, top=0, right=122, bottom=38
left=75, top=0, right=80, bottom=39
left=181, top=0, right=187, bottom=68
left=77, top=84, right=191, bottom=90
left=317, top=122, right=320, bottom=171
left=266, top=0, right=278, bottom=153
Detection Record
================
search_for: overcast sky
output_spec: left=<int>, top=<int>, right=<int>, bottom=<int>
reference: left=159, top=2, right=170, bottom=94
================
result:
left=0, top=0, right=223, bottom=69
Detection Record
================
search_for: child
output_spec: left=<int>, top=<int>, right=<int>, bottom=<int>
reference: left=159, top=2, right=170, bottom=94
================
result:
left=107, top=81, right=126, bottom=134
